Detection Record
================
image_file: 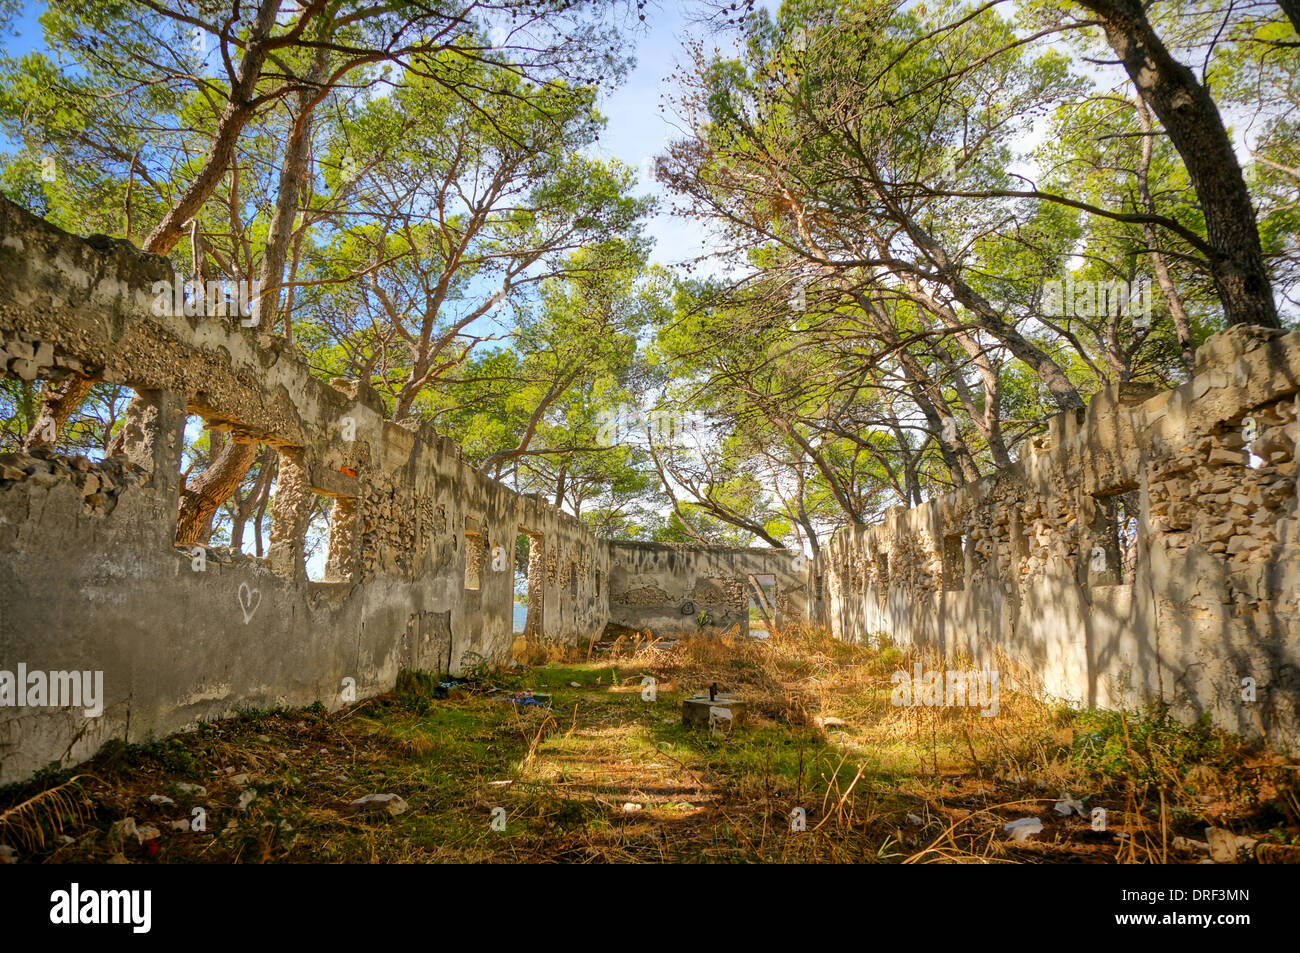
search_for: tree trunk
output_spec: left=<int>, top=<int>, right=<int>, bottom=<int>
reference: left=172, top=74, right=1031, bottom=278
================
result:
left=171, top=37, right=327, bottom=543
left=142, top=0, right=283, bottom=255
left=229, top=502, right=247, bottom=554
left=23, top=375, right=95, bottom=449
left=256, top=45, right=329, bottom=332
left=1277, top=0, right=1300, bottom=34
left=554, top=462, right=567, bottom=507
left=175, top=436, right=260, bottom=546
left=966, top=341, right=1011, bottom=469
left=1075, top=0, right=1280, bottom=329
left=24, top=1, right=286, bottom=446
left=229, top=448, right=276, bottom=553
left=875, top=216, right=1086, bottom=410
left=746, top=574, right=776, bottom=630
left=1135, top=98, right=1196, bottom=373
left=851, top=287, right=985, bottom=483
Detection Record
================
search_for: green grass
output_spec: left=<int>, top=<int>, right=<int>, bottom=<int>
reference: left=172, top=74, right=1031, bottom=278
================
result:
left=2, top=630, right=1296, bottom=864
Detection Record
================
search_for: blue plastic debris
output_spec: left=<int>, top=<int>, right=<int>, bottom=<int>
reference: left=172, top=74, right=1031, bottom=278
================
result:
left=492, top=690, right=552, bottom=708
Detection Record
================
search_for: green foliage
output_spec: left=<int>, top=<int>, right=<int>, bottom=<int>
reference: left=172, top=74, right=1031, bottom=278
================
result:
left=1069, top=704, right=1225, bottom=785
left=0, top=0, right=1293, bottom=555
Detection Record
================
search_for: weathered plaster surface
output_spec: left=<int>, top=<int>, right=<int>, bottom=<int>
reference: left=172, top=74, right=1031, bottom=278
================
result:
left=819, top=326, right=1300, bottom=753
left=606, top=541, right=808, bottom=637
left=0, top=201, right=608, bottom=783
left=2, top=198, right=1296, bottom=782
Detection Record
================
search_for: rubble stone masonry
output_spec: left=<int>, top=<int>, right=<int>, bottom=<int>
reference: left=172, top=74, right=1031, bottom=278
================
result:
left=0, top=200, right=611, bottom=784
left=1, top=197, right=1297, bottom=783
left=819, top=326, right=1300, bottom=753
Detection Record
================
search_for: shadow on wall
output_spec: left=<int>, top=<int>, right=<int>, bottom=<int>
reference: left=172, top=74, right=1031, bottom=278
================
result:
left=604, top=541, right=811, bottom=639
left=817, top=327, right=1300, bottom=754
left=0, top=198, right=610, bottom=785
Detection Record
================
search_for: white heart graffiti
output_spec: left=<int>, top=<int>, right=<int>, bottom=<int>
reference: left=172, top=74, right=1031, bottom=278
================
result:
left=237, top=582, right=261, bottom=624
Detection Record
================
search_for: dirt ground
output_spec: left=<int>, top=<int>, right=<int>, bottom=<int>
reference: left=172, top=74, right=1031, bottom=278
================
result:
left=3, top=628, right=1298, bottom=864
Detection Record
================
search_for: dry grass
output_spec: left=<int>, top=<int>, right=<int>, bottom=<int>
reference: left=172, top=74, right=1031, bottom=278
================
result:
left=2, top=625, right=1297, bottom=864
left=0, top=775, right=94, bottom=852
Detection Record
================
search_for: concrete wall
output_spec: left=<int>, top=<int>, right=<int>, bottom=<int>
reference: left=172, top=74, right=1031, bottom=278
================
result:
left=818, top=325, right=1300, bottom=753
left=0, top=200, right=609, bottom=784
left=606, top=541, right=809, bottom=637
left=4, top=196, right=1296, bottom=781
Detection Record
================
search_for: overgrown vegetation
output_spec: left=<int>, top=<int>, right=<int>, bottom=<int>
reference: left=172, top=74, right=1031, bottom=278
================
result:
left=4, top=628, right=1295, bottom=864
left=3, top=2, right=1296, bottom=550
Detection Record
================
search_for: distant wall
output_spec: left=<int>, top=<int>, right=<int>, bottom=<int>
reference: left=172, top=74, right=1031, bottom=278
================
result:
left=0, top=199, right=608, bottom=784
left=818, top=325, right=1300, bottom=753
left=606, top=541, right=809, bottom=637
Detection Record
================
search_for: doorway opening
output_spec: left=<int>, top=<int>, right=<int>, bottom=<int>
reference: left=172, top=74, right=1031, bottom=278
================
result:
left=747, top=572, right=777, bottom=637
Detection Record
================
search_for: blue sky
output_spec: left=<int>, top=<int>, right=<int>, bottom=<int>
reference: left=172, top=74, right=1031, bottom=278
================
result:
left=2, top=2, right=40, bottom=42
left=0, top=0, right=778, bottom=272
left=0, top=0, right=781, bottom=557
left=592, top=0, right=779, bottom=270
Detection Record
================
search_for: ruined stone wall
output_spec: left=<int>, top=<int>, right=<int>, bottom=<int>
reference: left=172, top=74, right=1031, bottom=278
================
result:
left=606, top=541, right=810, bottom=637
left=819, top=326, right=1300, bottom=753
left=0, top=199, right=609, bottom=784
